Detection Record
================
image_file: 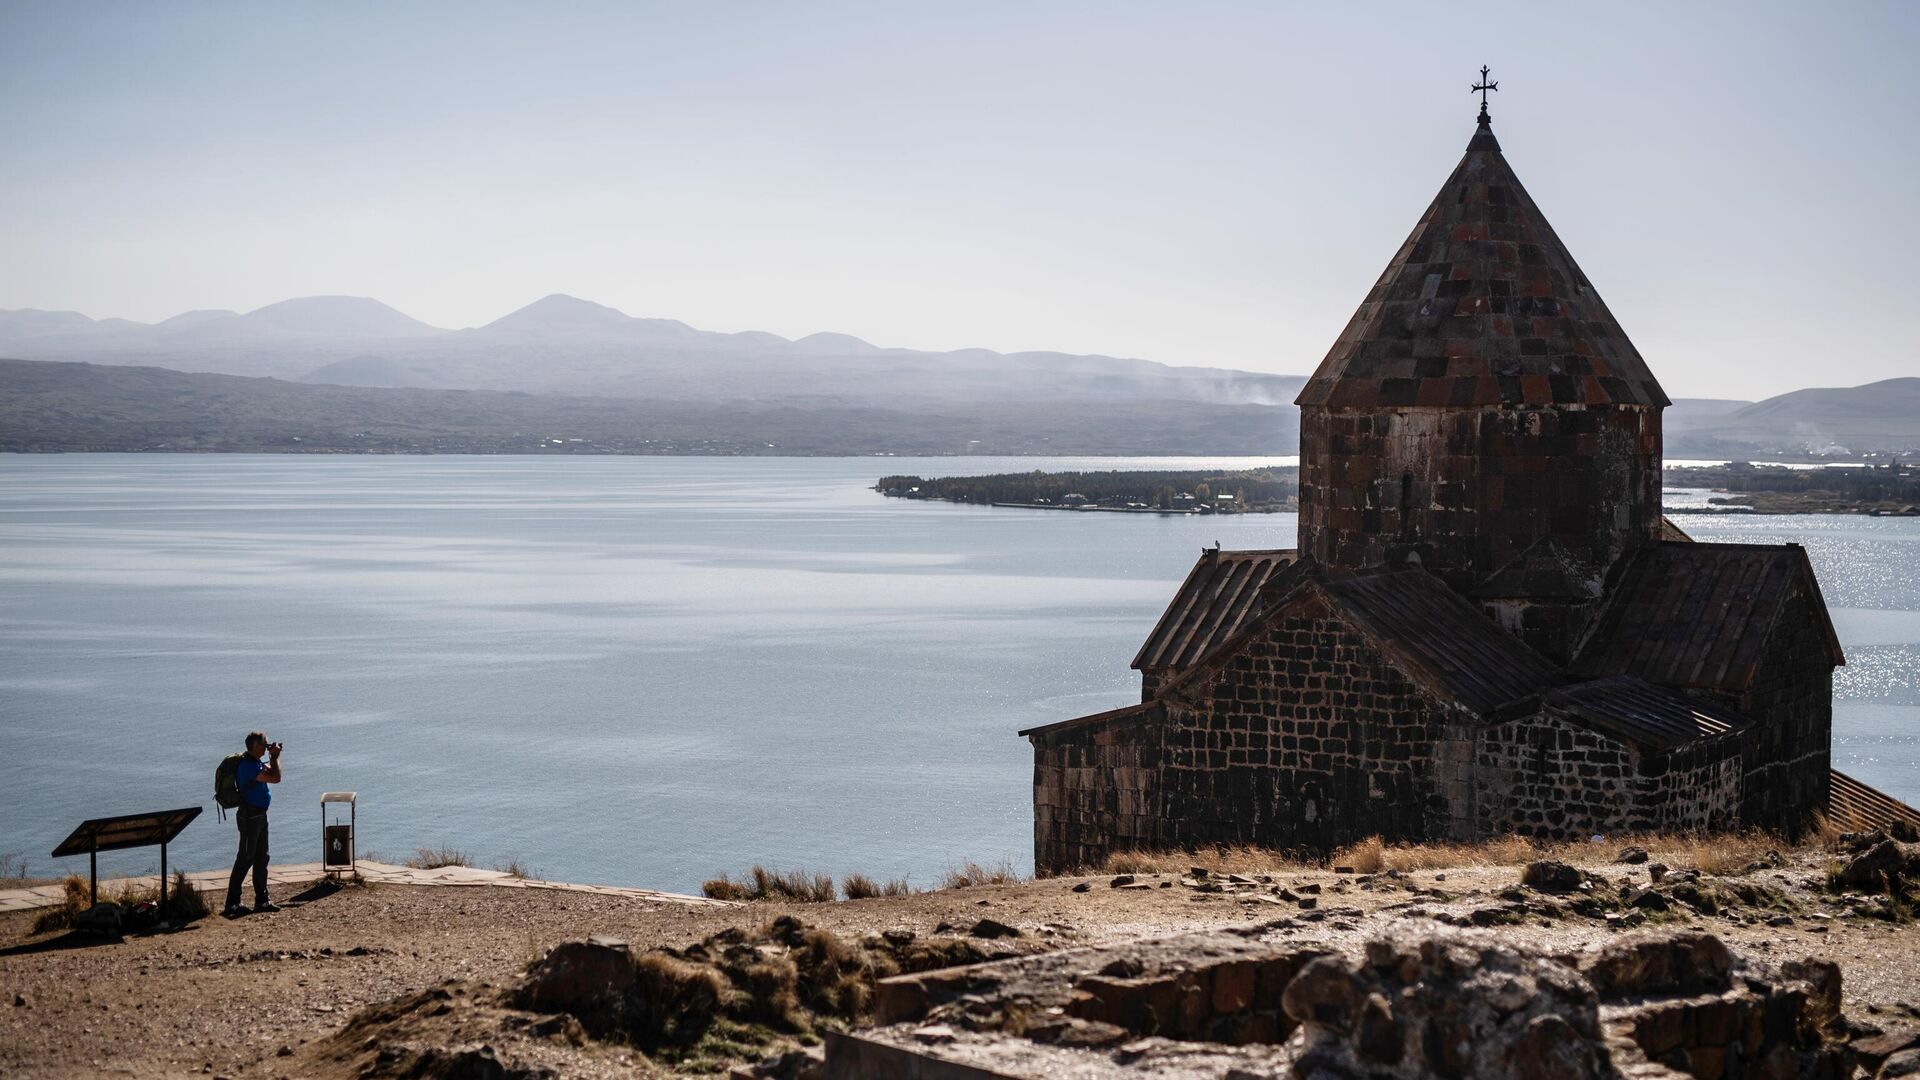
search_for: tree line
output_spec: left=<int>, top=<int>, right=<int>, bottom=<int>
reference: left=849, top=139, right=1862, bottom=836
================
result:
left=876, top=468, right=1299, bottom=511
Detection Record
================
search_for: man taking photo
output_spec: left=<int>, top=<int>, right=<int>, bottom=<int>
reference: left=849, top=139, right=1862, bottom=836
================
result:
left=224, top=732, right=283, bottom=917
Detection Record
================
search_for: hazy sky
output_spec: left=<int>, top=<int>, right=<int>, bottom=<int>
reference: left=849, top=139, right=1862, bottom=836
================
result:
left=3, top=2, right=1916, bottom=399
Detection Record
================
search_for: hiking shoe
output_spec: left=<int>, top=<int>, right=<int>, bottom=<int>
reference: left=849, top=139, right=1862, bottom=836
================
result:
left=222, top=905, right=251, bottom=918
left=254, top=901, right=283, bottom=913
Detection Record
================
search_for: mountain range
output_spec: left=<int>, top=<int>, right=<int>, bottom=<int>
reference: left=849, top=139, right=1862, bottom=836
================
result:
left=0, top=294, right=1304, bottom=409
left=1, top=296, right=1913, bottom=456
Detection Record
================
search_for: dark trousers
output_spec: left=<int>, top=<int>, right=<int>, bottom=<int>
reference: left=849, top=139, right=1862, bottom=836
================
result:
left=226, top=808, right=269, bottom=908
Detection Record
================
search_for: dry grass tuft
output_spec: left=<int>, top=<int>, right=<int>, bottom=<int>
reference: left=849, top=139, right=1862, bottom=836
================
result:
left=405, top=846, right=471, bottom=870
left=752, top=866, right=836, bottom=903
left=1332, top=835, right=1542, bottom=874
left=1644, top=830, right=1785, bottom=875
left=29, top=871, right=210, bottom=935
left=939, top=860, right=1023, bottom=889
left=1094, top=830, right=1807, bottom=881
left=167, top=870, right=212, bottom=922
left=701, top=865, right=837, bottom=903
left=30, top=875, right=91, bottom=935
left=840, top=873, right=913, bottom=900
left=629, top=953, right=731, bottom=1047
left=1102, top=844, right=1315, bottom=876
left=1807, top=811, right=1844, bottom=848
left=493, top=857, right=539, bottom=880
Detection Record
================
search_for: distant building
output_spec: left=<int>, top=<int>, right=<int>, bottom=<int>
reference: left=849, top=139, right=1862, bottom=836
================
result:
left=1022, top=101, right=1881, bottom=873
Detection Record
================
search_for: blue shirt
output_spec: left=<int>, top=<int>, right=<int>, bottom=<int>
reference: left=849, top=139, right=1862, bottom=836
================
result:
left=237, top=758, right=271, bottom=809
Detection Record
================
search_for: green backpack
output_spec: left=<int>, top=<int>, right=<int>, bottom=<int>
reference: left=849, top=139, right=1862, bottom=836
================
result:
left=214, top=753, right=248, bottom=818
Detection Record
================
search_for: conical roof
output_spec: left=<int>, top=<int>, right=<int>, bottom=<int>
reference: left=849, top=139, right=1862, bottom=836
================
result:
left=1295, top=120, right=1668, bottom=409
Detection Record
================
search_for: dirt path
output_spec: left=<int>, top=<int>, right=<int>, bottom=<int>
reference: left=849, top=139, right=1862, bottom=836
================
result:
left=3, top=852, right=1917, bottom=1078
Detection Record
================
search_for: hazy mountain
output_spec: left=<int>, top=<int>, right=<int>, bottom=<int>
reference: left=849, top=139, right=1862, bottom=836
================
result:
left=1666, top=397, right=1753, bottom=422
left=2, top=296, right=1911, bottom=456
left=1661, top=379, right=1920, bottom=456
left=0, top=295, right=1308, bottom=412
left=155, top=309, right=239, bottom=329
left=194, top=296, right=443, bottom=339
left=0, top=358, right=1295, bottom=456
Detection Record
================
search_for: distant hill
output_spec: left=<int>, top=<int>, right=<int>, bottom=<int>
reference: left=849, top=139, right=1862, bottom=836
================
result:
left=1664, top=378, right=1920, bottom=456
left=0, top=358, right=1296, bottom=456
left=1, top=296, right=1911, bottom=456
left=0, top=295, right=1307, bottom=415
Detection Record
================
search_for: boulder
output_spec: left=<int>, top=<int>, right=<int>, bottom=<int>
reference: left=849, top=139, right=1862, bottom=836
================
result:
left=1521, top=860, right=1585, bottom=893
left=1281, top=934, right=1609, bottom=1080
left=1280, top=956, right=1368, bottom=1033
left=1581, top=931, right=1733, bottom=997
left=516, top=938, right=635, bottom=1016
left=1837, top=839, right=1920, bottom=892
left=1616, top=846, right=1650, bottom=865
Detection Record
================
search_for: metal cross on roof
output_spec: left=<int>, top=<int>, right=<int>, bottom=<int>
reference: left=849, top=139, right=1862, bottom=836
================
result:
left=1472, top=66, right=1498, bottom=124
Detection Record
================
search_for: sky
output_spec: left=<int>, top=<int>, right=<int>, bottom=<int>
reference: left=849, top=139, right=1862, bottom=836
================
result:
left=2, top=1, right=1916, bottom=400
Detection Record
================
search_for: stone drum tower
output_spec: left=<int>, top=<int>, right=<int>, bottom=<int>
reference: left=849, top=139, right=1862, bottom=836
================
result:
left=1293, top=92, right=1666, bottom=659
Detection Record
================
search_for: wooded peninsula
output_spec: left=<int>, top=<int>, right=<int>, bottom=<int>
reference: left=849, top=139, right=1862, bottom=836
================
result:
left=876, top=468, right=1299, bottom=513
left=878, top=461, right=1920, bottom=517
left=1665, top=461, right=1920, bottom=515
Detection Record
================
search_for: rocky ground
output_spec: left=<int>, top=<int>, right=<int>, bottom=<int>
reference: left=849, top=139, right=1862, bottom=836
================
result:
left=4, top=835, right=1920, bottom=1079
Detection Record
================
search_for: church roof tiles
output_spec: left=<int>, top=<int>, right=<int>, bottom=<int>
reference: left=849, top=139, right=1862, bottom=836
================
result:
left=1131, top=548, right=1298, bottom=671
left=1543, top=674, right=1746, bottom=751
left=1314, top=568, right=1562, bottom=715
left=1296, top=120, right=1668, bottom=411
left=1572, top=542, right=1845, bottom=692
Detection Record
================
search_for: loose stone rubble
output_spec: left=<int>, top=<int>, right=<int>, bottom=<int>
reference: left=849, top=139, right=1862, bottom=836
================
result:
left=823, top=925, right=1856, bottom=1080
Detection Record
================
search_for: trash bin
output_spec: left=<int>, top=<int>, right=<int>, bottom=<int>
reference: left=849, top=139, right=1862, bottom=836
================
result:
left=321, top=792, right=356, bottom=877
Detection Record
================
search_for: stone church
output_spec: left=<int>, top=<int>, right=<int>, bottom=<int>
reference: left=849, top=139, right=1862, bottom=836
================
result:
left=1022, top=102, right=1882, bottom=875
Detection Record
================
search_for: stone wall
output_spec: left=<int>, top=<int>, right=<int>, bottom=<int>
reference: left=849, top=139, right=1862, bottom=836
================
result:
left=1737, top=585, right=1835, bottom=832
left=1156, top=594, right=1465, bottom=853
left=1477, top=711, right=1743, bottom=838
left=1030, top=706, right=1169, bottom=875
left=1640, top=736, right=1743, bottom=834
left=1297, top=404, right=1660, bottom=596
left=1477, top=713, right=1636, bottom=838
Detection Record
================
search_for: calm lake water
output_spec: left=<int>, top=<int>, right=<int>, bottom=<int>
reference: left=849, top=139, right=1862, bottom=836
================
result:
left=1, top=456, right=1915, bottom=895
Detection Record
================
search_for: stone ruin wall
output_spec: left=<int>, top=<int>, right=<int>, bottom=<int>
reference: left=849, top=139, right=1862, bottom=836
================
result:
left=1477, top=712, right=1635, bottom=838
left=1154, top=596, right=1470, bottom=854
left=1638, top=735, right=1744, bottom=834
left=1030, top=708, right=1168, bottom=875
left=1297, top=404, right=1661, bottom=596
left=1736, top=585, right=1835, bottom=833
left=1476, top=712, right=1743, bottom=839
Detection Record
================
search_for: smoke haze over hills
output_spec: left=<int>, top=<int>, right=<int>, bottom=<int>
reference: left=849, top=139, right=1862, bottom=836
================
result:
left=1, top=295, right=1913, bottom=458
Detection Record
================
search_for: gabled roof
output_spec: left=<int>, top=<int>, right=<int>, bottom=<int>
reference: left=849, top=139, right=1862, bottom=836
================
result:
left=1472, top=538, right=1604, bottom=600
left=1572, top=542, right=1845, bottom=692
left=1543, top=675, right=1747, bottom=751
left=1312, top=568, right=1563, bottom=714
left=1295, top=119, right=1668, bottom=411
left=1018, top=700, right=1161, bottom=740
left=1829, top=769, right=1920, bottom=832
left=1657, top=516, right=1695, bottom=543
left=1131, top=548, right=1298, bottom=671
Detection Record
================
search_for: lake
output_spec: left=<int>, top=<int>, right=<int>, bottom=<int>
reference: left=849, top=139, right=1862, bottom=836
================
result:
left=1, top=455, right=1915, bottom=895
